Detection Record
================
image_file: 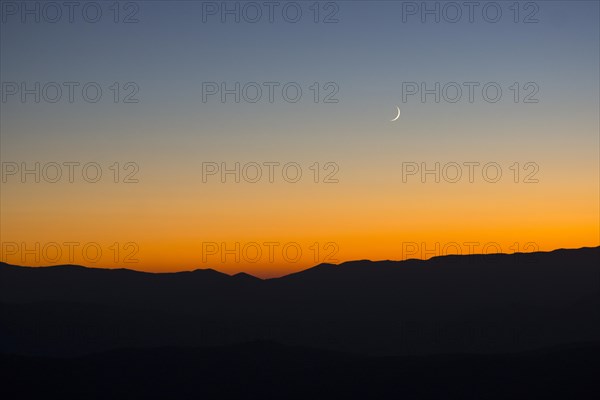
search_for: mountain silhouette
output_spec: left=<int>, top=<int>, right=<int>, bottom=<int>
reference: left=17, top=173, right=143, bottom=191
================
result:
left=1, top=247, right=599, bottom=358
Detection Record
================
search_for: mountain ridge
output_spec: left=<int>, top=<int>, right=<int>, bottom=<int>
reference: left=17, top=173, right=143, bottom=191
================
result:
left=2, top=246, right=598, bottom=357
left=1, top=245, right=597, bottom=280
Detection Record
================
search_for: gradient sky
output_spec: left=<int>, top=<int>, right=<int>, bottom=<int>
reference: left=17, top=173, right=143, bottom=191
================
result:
left=1, top=1, right=599, bottom=277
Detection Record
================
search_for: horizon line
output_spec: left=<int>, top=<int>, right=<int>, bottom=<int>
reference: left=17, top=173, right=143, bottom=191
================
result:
left=1, top=245, right=598, bottom=280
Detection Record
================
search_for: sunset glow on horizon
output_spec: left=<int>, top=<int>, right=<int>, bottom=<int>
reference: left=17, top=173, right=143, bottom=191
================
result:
left=1, top=1, right=598, bottom=278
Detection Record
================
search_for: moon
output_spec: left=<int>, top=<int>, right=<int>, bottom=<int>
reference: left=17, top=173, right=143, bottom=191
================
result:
left=390, top=106, right=401, bottom=122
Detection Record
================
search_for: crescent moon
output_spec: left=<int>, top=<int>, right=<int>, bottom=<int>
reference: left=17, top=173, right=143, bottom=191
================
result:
left=391, top=106, right=401, bottom=122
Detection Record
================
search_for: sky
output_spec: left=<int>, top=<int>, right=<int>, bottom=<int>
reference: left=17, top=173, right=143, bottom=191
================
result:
left=1, top=0, right=599, bottom=277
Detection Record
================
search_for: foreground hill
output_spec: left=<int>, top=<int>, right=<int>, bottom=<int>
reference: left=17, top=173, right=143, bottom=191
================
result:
left=3, top=341, right=600, bottom=400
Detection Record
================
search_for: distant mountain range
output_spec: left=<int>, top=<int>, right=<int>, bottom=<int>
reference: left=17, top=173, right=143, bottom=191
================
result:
left=2, top=247, right=599, bottom=399
left=2, top=247, right=599, bottom=357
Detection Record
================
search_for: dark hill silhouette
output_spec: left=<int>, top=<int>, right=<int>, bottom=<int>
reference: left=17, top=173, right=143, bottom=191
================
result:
left=3, top=341, right=600, bottom=400
left=1, top=247, right=599, bottom=357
